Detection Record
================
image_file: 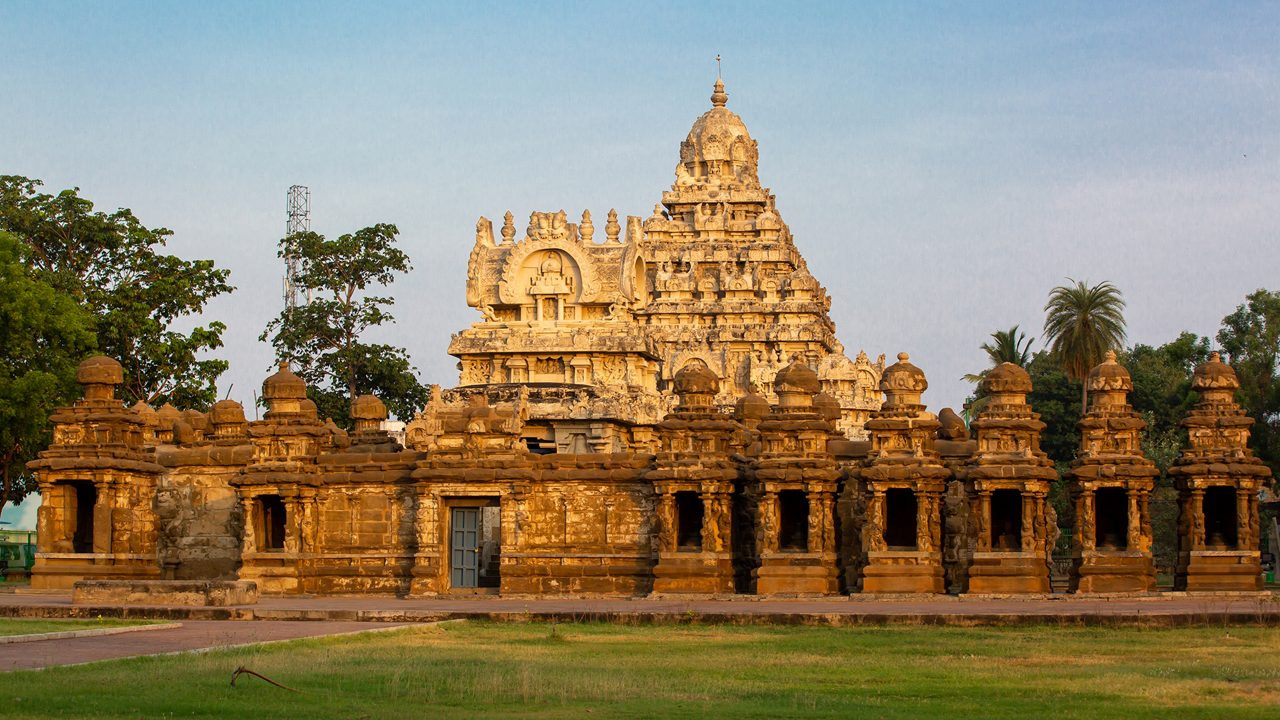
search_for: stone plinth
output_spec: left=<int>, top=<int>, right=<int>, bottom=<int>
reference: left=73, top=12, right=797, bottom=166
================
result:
left=72, top=579, right=258, bottom=606
left=859, top=551, right=945, bottom=594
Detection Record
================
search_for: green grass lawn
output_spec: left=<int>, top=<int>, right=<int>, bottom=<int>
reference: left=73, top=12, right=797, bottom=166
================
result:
left=0, top=618, right=156, bottom=637
left=4, top=621, right=1280, bottom=718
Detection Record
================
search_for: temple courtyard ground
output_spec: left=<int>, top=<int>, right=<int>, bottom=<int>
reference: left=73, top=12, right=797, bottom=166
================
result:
left=1, top=619, right=1278, bottom=718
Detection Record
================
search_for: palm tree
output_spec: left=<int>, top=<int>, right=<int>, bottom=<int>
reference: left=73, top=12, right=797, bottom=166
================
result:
left=961, top=326, right=1037, bottom=422
left=982, top=325, right=1035, bottom=367
left=1043, top=279, right=1127, bottom=412
left=962, top=326, right=1036, bottom=383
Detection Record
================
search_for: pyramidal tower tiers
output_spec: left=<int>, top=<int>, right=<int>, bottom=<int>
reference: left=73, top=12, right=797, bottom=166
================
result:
left=445, top=79, right=883, bottom=452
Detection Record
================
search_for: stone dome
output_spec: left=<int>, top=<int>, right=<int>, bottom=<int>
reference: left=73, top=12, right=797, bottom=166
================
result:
left=262, top=362, right=307, bottom=400
left=131, top=401, right=158, bottom=424
left=813, top=392, right=842, bottom=422
left=1086, top=350, right=1131, bottom=392
left=677, top=79, right=760, bottom=187
left=1192, top=352, right=1240, bottom=392
left=77, top=355, right=123, bottom=386
left=734, top=391, right=770, bottom=421
left=673, top=363, right=719, bottom=396
left=981, top=362, right=1032, bottom=396
left=156, top=402, right=182, bottom=423
left=299, top=398, right=319, bottom=417
left=773, top=360, right=821, bottom=395
left=209, top=399, right=246, bottom=426
left=879, top=352, right=927, bottom=394
left=351, top=394, right=388, bottom=422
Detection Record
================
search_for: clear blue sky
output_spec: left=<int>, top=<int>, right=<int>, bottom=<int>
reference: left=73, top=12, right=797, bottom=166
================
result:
left=2, top=1, right=1278, bottom=449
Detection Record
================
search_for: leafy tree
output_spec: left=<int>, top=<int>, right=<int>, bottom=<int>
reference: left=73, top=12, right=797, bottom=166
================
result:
left=1025, top=350, right=1082, bottom=465
left=1216, top=289, right=1280, bottom=475
left=0, top=232, right=96, bottom=519
left=1043, top=279, right=1127, bottom=413
left=261, top=225, right=428, bottom=426
left=1122, top=332, right=1211, bottom=442
left=0, top=176, right=232, bottom=407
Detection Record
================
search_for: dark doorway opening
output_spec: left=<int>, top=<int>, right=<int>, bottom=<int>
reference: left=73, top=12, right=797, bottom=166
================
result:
left=778, top=490, right=809, bottom=551
left=257, top=495, right=286, bottom=551
left=1095, top=488, right=1128, bottom=549
left=991, top=490, right=1023, bottom=551
left=1203, top=487, right=1238, bottom=549
left=884, top=489, right=918, bottom=550
left=68, top=481, right=96, bottom=553
left=675, top=491, right=704, bottom=551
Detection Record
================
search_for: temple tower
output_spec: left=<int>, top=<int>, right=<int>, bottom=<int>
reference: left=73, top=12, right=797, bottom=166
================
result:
left=1170, top=352, right=1269, bottom=591
left=958, top=362, right=1058, bottom=593
left=1067, top=351, right=1158, bottom=593
left=29, top=356, right=163, bottom=589
left=854, top=353, right=949, bottom=593
left=446, top=79, right=883, bottom=443
left=648, top=363, right=744, bottom=594
left=748, top=360, right=842, bottom=595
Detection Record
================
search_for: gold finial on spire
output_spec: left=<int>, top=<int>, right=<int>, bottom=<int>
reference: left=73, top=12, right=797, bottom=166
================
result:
left=716, top=54, right=722, bottom=79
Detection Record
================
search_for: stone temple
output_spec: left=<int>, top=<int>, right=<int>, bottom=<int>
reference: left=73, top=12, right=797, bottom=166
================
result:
left=26, top=81, right=1269, bottom=599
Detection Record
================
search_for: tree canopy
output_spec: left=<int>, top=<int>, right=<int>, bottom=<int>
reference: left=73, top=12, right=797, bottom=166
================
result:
left=0, top=231, right=96, bottom=518
left=1216, top=289, right=1280, bottom=475
left=0, top=176, right=233, bottom=407
left=261, top=224, right=428, bottom=426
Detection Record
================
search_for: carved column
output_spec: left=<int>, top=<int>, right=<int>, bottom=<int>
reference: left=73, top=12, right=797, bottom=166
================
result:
left=1126, top=490, right=1141, bottom=550
left=92, top=480, right=112, bottom=554
left=1080, top=491, right=1096, bottom=551
left=1189, top=489, right=1205, bottom=551
left=819, top=491, right=836, bottom=554
left=976, top=491, right=992, bottom=552
left=657, top=492, right=676, bottom=553
left=760, top=491, right=779, bottom=554
left=1236, top=489, right=1250, bottom=549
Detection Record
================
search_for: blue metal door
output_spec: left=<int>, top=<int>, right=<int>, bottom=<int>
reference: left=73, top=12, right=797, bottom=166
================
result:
left=450, top=507, right=480, bottom=588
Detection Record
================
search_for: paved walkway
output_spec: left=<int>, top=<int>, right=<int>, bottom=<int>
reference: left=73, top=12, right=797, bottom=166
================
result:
left=0, top=620, right=415, bottom=671
left=3, top=591, right=1278, bottom=625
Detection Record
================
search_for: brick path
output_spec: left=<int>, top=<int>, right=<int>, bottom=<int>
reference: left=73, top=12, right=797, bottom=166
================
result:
left=0, top=620, right=414, bottom=671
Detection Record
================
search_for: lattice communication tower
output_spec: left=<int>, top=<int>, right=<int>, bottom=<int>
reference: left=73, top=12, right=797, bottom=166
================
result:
left=284, top=185, right=311, bottom=310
